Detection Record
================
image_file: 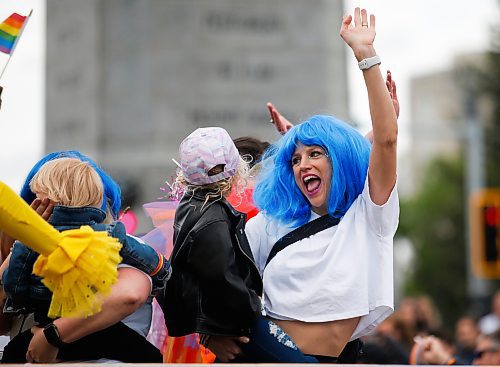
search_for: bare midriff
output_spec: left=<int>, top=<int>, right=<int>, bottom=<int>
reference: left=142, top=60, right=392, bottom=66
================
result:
left=271, top=316, right=360, bottom=357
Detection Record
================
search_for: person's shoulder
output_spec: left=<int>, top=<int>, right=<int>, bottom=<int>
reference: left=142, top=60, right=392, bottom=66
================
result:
left=191, top=201, right=233, bottom=233
left=202, top=199, right=231, bottom=219
left=247, top=212, right=291, bottom=239
left=11, top=240, right=35, bottom=255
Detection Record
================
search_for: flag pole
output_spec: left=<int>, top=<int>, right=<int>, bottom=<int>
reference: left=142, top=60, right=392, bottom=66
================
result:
left=0, top=9, right=33, bottom=81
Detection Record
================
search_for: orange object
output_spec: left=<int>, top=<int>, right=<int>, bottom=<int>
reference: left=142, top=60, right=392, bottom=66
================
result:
left=227, top=188, right=259, bottom=221
left=143, top=200, right=215, bottom=363
left=163, top=335, right=204, bottom=363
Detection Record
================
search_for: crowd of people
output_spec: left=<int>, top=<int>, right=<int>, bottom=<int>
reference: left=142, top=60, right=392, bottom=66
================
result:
left=0, top=6, right=497, bottom=365
left=357, top=292, right=500, bottom=366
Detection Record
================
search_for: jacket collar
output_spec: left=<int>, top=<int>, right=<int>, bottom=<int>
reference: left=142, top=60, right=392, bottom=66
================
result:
left=184, top=189, right=243, bottom=218
left=49, top=205, right=107, bottom=226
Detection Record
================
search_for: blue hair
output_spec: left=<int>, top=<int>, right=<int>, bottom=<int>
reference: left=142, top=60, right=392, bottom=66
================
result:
left=20, top=150, right=122, bottom=219
left=253, top=115, right=371, bottom=227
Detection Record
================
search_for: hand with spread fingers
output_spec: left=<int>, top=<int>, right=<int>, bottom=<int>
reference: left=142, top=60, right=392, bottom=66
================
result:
left=31, top=198, right=55, bottom=222
left=340, top=7, right=376, bottom=61
left=386, top=70, right=400, bottom=118
left=267, top=102, right=294, bottom=135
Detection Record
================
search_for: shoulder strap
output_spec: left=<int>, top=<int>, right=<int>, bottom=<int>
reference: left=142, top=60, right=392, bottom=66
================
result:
left=264, top=215, right=340, bottom=268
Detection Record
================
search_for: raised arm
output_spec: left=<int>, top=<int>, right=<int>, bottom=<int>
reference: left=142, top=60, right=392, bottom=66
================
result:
left=340, top=8, right=398, bottom=205
left=267, top=102, right=293, bottom=135
left=267, top=69, right=398, bottom=144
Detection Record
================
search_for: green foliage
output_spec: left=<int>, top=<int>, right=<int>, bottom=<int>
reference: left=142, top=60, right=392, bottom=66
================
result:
left=398, top=11, right=500, bottom=331
left=398, top=157, right=467, bottom=329
left=483, top=46, right=500, bottom=186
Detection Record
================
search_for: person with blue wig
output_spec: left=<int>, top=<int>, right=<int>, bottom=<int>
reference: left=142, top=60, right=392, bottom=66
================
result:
left=1, top=150, right=122, bottom=261
left=209, top=7, right=399, bottom=363
left=0, top=151, right=171, bottom=363
left=19, top=150, right=122, bottom=219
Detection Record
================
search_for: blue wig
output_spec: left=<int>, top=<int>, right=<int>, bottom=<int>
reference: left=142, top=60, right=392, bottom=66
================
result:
left=20, top=150, right=122, bottom=219
left=253, top=115, right=371, bottom=227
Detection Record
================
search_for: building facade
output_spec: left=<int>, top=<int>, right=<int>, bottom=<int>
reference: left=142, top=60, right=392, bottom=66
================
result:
left=46, top=0, right=349, bottom=229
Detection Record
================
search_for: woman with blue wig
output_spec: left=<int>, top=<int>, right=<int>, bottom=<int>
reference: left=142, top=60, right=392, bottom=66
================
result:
left=210, top=7, right=399, bottom=363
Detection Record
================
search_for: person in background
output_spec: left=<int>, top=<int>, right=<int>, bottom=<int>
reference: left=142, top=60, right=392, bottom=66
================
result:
left=359, top=314, right=412, bottom=364
left=479, top=291, right=500, bottom=335
left=227, top=137, right=271, bottom=221
left=454, top=315, right=480, bottom=364
left=473, top=331, right=500, bottom=365
left=233, top=137, right=270, bottom=169
left=415, top=295, right=443, bottom=335
left=415, top=330, right=500, bottom=365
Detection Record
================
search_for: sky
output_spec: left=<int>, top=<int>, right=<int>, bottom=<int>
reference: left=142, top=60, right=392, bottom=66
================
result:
left=0, top=0, right=498, bottom=193
left=0, top=0, right=45, bottom=191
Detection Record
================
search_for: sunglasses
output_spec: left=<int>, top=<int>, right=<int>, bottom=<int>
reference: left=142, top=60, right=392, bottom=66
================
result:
left=474, top=348, right=499, bottom=359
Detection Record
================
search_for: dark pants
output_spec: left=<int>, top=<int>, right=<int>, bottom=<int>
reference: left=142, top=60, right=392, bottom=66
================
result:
left=1, top=322, right=162, bottom=363
left=307, top=339, right=364, bottom=364
left=224, top=317, right=363, bottom=364
left=229, top=317, right=318, bottom=363
left=337, top=338, right=363, bottom=363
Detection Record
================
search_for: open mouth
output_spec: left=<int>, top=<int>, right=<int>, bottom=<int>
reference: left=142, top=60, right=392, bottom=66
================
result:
left=303, top=175, right=321, bottom=195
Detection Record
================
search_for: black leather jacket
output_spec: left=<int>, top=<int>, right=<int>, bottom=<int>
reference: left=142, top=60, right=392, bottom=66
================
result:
left=162, top=189, right=263, bottom=337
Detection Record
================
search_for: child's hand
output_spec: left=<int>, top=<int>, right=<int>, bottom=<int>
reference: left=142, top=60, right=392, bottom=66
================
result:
left=31, top=198, right=55, bottom=222
left=206, top=335, right=249, bottom=362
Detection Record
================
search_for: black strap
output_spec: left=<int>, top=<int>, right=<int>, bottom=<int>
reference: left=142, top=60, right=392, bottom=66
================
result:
left=265, top=215, right=340, bottom=268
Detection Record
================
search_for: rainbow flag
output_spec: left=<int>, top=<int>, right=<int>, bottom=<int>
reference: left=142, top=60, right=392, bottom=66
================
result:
left=0, top=12, right=29, bottom=55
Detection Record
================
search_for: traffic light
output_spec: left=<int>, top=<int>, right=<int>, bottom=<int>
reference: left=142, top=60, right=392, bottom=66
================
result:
left=470, top=189, right=500, bottom=278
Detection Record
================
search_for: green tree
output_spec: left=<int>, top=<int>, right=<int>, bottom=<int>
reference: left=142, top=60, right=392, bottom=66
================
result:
left=398, top=4, right=500, bottom=331
left=483, top=21, right=500, bottom=186
left=398, top=157, right=467, bottom=330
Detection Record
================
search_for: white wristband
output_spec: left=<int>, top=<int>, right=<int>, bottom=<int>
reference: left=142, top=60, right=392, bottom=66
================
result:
left=358, top=55, right=381, bottom=70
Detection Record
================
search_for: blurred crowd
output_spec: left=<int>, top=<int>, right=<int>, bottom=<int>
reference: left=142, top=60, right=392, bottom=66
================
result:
left=360, top=291, right=500, bottom=365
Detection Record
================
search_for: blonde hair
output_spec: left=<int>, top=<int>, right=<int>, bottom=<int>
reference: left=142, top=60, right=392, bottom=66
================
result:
left=30, top=157, right=104, bottom=208
left=175, top=156, right=249, bottom=205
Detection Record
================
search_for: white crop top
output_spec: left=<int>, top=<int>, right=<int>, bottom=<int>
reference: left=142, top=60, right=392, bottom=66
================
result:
left=246, top=176, right=399, bottom=340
